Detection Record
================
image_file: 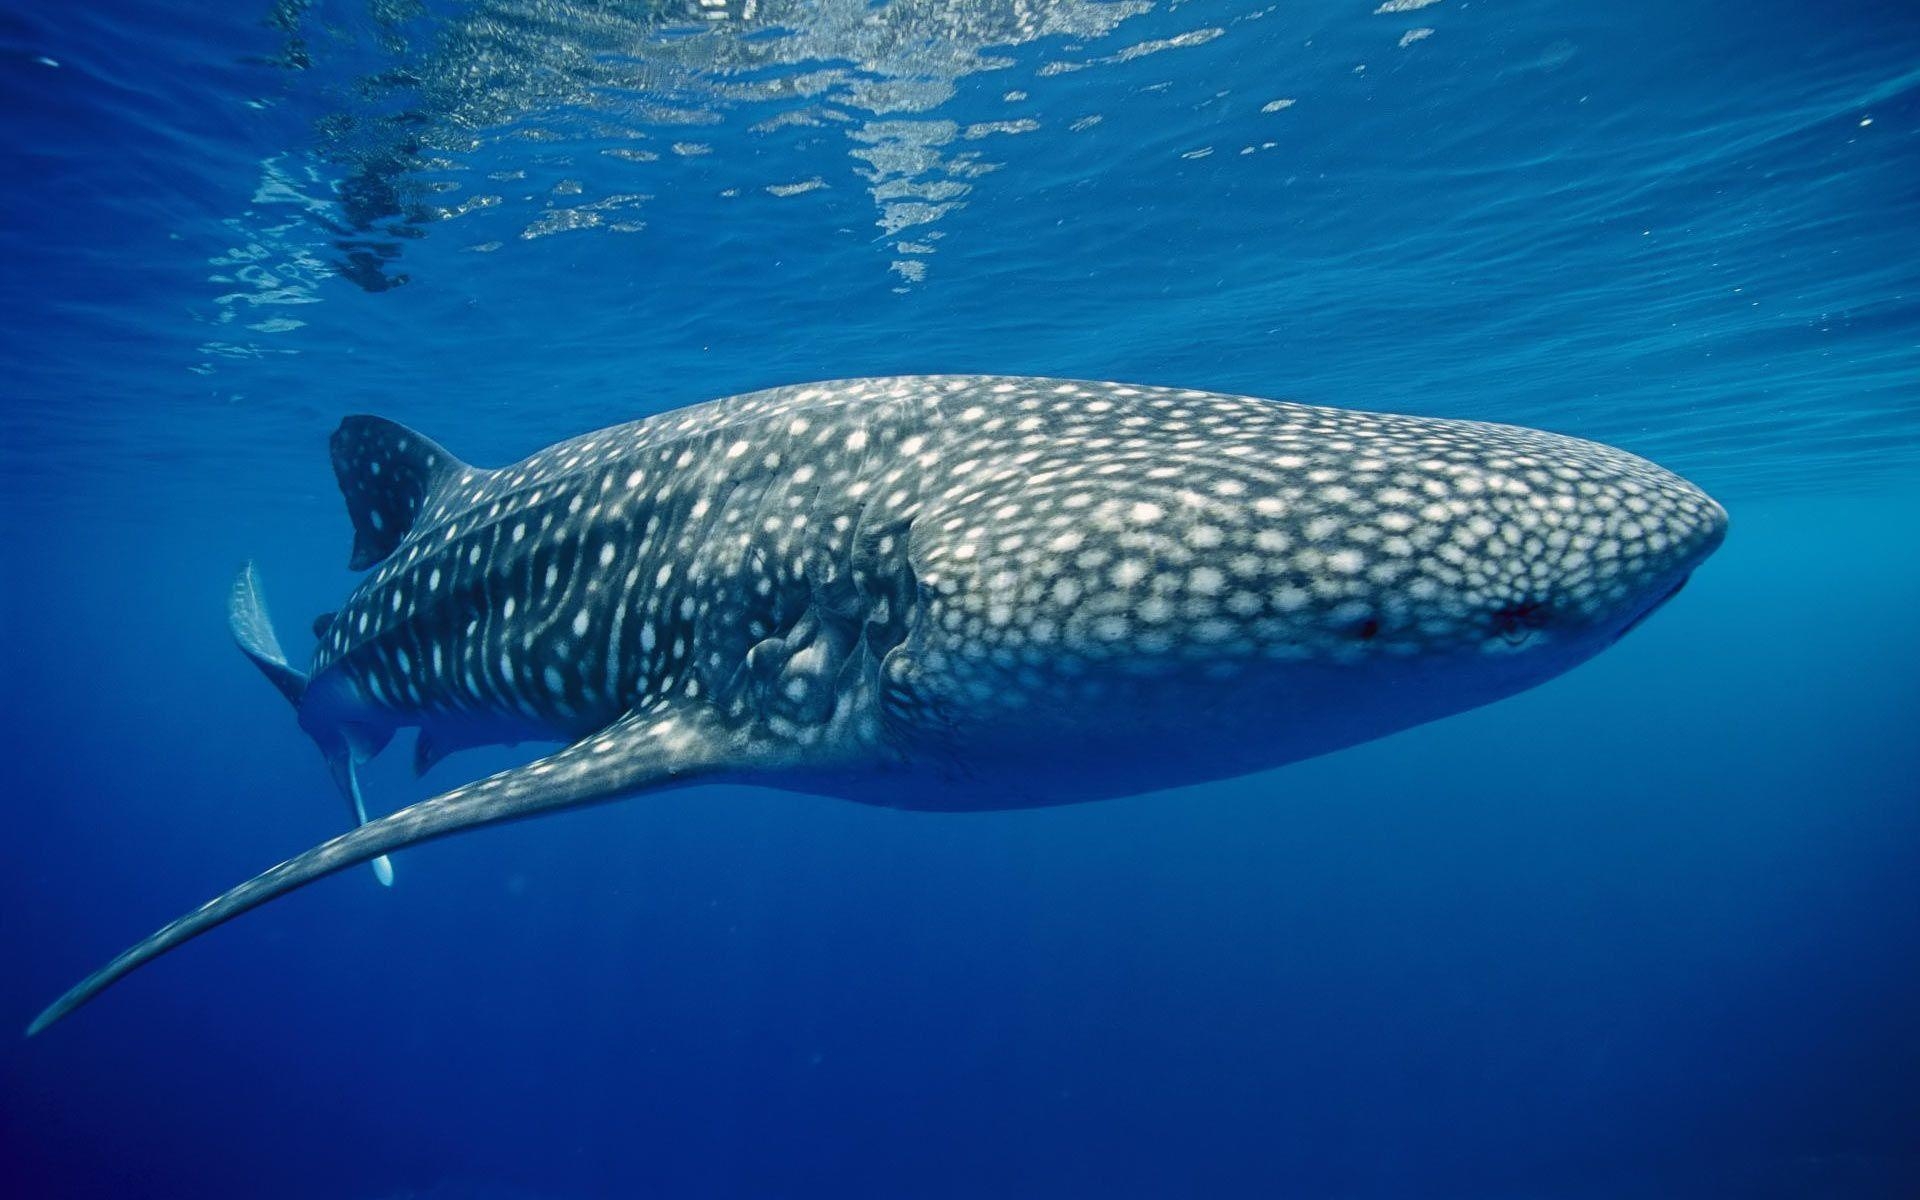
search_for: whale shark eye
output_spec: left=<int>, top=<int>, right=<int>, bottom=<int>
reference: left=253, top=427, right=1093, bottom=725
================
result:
left=1336, top=612, right=1382, bottom=642
left=1492, top=600, right=1552, bottom=645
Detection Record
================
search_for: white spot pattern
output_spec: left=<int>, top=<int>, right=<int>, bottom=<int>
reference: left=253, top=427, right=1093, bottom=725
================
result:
left=307, top=375, right=1723, bottom=784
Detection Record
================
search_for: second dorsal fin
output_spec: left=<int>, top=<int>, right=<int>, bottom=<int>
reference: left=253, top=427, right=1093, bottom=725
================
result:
left=330, top=416, right=468, bottom=570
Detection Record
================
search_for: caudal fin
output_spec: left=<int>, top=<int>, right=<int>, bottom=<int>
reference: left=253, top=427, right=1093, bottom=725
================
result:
left=229, top=563, right=391, bottom=885
left=228, top=563, right=307, bottom=707
left=27, top=704, right=728, bottom=1036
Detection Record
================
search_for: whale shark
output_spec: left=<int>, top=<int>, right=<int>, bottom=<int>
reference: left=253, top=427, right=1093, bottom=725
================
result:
left=28, top=375, right=1726, bottom=1034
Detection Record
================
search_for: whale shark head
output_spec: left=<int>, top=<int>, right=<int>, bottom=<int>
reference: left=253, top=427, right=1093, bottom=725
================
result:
left=891, top=391, right=1729, bottom=801
left=1294, top=419, right=1728, bottom=684
left=1156, top=411, right=1732, bottom=749
left=1143, top=414, right=1735, bottom=757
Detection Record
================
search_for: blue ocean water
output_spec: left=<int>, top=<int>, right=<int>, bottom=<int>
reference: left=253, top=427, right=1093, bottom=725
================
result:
left=2, top=0, right=1917, bottom=1195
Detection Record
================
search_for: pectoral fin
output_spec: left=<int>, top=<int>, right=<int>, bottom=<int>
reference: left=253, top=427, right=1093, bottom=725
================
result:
left=28, top=704, right=730, bottom=1036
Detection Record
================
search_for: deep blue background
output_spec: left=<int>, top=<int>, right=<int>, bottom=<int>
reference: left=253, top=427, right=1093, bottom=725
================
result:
left=3, top=1, right=1917, bottom=1196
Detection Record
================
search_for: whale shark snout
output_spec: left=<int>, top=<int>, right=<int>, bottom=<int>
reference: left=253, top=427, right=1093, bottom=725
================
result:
left=1478, top=440, right=1727, bottom=652
left=1600, top=479, right=1726, bottom=643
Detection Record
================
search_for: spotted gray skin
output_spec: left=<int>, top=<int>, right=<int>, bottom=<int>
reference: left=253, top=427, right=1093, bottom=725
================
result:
left=29, top=375, right=1725, bottom=1034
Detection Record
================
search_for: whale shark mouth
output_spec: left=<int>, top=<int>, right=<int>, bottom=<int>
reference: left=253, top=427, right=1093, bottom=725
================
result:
left=1613, top=574, right=1691, bottom=644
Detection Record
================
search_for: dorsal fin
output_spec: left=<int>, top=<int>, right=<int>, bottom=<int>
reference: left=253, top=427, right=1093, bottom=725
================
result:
left=330, top=416, right=467, bottom=571
left=310, top=611, right=336, bottom=640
